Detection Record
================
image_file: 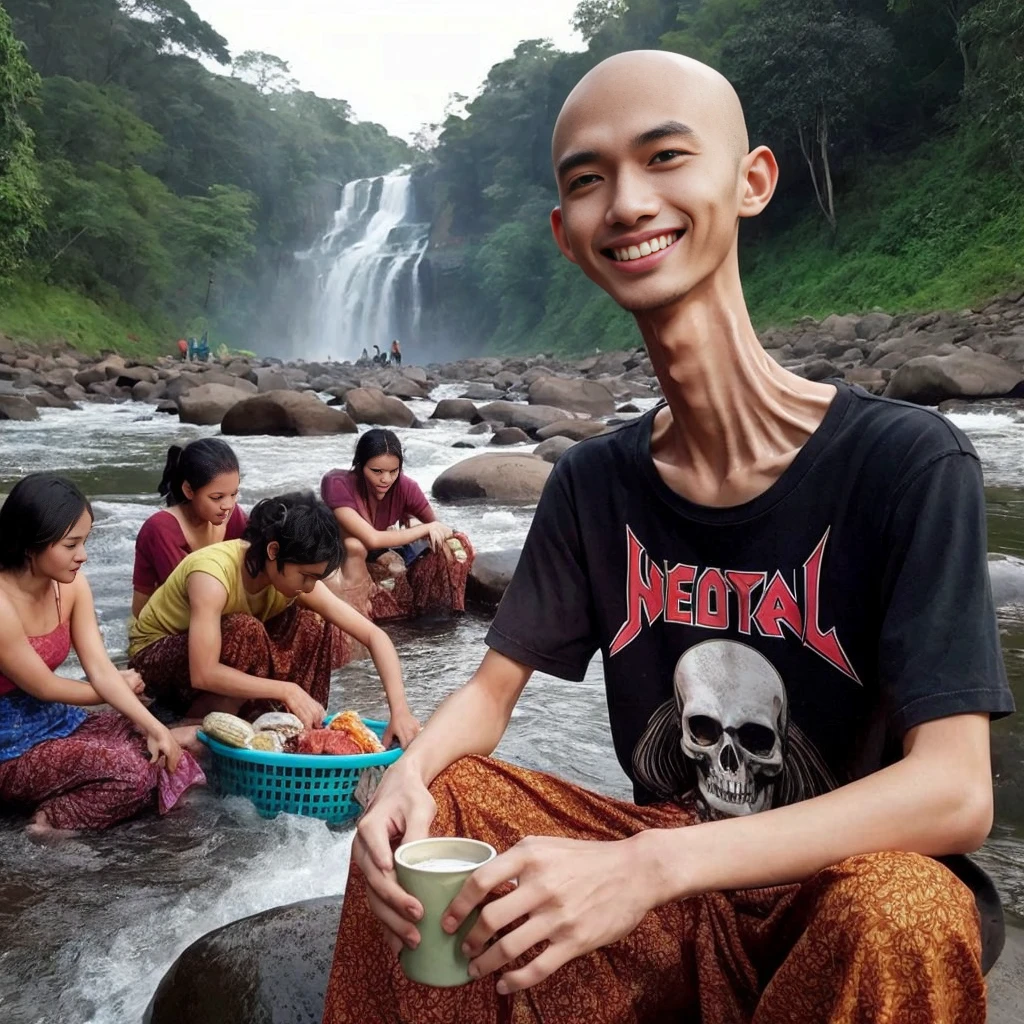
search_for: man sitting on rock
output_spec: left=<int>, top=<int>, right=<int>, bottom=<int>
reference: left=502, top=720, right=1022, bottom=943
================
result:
left=322, top=51, right=1012, bottom=1024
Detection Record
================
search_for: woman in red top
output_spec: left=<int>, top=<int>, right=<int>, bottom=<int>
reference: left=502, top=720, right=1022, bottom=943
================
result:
left=321, top=429, right=474, bottom=621
left=0, top=474, right=204, bottom=832
left=132, top=438, right=247, bottom=617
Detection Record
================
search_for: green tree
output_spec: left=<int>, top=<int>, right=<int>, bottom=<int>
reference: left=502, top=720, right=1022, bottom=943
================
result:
left=0, top=5, right=44, bottom=279
left=571, top=0, right=627, bottom=41
left=232, top=50, right=296, bottom=94
left=723, top=0, right=896, bottom=231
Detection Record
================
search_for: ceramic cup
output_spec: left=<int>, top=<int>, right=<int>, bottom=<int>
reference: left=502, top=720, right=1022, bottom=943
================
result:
left=394, top=836, right=497, bottom=987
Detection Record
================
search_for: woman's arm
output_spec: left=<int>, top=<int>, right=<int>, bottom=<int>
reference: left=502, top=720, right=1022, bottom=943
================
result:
left=0, top=588, right=105, bottom=706
left=299, top=581, right=420, bottom=745
left=333, top=506, right=434, bottom=551
left=186, top=573, right=325, bottom=729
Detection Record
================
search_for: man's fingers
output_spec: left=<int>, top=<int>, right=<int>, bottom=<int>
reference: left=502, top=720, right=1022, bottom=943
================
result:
left=461, top=885, right=534, bottom=958
left=366, top=888, right=421, bottom=950
left=496, top=944, right=572, bottom=995
left=444, top=849, right=524, bottom=931
left=469, top=913, right=551, bottom=980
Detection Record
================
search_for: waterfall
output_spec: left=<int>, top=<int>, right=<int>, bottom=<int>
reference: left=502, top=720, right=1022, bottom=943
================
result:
left=300, top=171, right=429, bottom=362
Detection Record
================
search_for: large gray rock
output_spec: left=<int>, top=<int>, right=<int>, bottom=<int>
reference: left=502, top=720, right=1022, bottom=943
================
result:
left=466, top=548, right=522, bottom=610
left=884, top=349, right=1024, bottom=405
left=201, top=371, right=258, bottom=394
left=431, top=398, right=478, bottom=422
left=114, top=365, right=158, bottom=387
left=474, top=401, right=571, bottom=437
left=247, top=367, right=291, bottom=393
left=460, top=383, right=506, bottom=401
left=855, top=312, right=894, bottom=341
left=432, top=453, right=552, bottom=502
left=177, top=384, right=246, bottom=426
left=382, top=375, right=430, bottom=400
left=0, top=395, right=39, bottom=420
left=819, top=313, right=859, bottom=344
left=528, top=376, right=615, bottom=417
left=490, top=426, right=531, bottom=445
left=533, top=436, right=576, bottom=464
left=535, top=418, right=608, bottom=442
left=222, top=391, right=357, bottom=436
left=345, top=387, right=416, bottom=428
left=144, top=896, right=339, bottom=1024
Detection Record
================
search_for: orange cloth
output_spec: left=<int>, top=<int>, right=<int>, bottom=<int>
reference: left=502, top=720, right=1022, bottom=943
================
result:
left=323, top=756, right=985, bottom=1024
left=297, top=730, right=361, bottom=756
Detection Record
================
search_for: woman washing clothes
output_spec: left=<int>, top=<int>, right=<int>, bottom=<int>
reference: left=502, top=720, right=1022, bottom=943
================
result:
left=321, top=429, right=474, bottom=622
left=128, top=491, right=419, bottom=748
left=132, top=438, right=246, bottom=617
left=0, top=474, right=204, bottom=832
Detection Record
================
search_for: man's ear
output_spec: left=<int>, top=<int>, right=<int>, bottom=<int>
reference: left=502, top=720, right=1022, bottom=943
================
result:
left=550, top=207, right=579, bottom=264
left=738, top=145, right=779, bottom=219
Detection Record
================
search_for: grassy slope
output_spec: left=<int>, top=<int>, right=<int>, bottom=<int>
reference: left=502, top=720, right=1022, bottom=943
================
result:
left=0, top=279, right=172, bottom=358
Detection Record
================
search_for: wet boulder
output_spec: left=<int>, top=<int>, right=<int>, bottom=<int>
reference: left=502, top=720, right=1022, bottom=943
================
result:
left=527, top=376, right=615, bottom=417
left=221, top=391, right=357, bottom=436
left=246, top=367, right=291, bottom=393
left=382, top=374, right=430, bottom=400
left=114, top=365, right=159, bottom=387
left=144, top=896, right=339, bottom=1024
left=466, top=548, right=522, bottom=610
left=533, top=436, right=576, bottom=464
left=344, top=387, right=417, bottom=428
left=0, top=395, right=40, bottom=420
left=177, top=384, right=247, bottom=426
left=473, top=401, right=570, bottom=437
left=884, top=349, right=1024, bottom=405
left=432, top=453, right=551, bottom=502
left=431, top=398, right=478, bottom=422
left=490, top=426, right=531, bottom=445
left=535, top=418, right=608, bottom=442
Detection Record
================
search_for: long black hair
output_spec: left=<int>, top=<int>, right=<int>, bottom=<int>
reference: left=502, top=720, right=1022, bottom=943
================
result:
left=0, top=474, right=93, bottom=570
left=352, top=429, right=403, bottom=478
left=158, top=438, right=240, bottom=507
left=242, top=491, right=342, bottom=579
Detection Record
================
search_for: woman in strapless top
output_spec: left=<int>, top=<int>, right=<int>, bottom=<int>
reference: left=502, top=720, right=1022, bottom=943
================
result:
left=0, top=474, right=205, bottom=831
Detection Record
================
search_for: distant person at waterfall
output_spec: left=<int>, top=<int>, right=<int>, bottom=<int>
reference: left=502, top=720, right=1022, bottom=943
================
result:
left=323, top=51, right=1011, bottom=1024
left=390, top=339, right=402, bottom=366
left=132, top=439, right=248, bottom=618
left=358, top=348, right=370, bottom=366
left=128, top=491, right=420, bottom=747
left=321, top=429, right=474, bottom=622
left=177, top=338, right=188, bottom=361
left=0, top=474, right=204, bottom=832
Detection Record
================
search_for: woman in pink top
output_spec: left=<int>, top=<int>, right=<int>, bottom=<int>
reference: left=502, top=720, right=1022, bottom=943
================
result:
left=0, top=474, right=204, bottom=832
left=132, top=438, right=247, bottom=617
left=321, top=429, right=474, bottom=621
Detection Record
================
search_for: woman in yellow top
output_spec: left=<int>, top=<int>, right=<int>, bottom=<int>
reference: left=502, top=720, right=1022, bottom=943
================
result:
left=129, top=491, right=420, bottom=748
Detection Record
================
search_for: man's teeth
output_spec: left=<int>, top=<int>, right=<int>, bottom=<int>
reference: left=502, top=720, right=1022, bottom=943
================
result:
left=611, top=232, right=680, bottom=262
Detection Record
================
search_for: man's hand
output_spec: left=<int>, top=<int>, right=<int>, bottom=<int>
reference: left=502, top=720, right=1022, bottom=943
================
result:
left=445, top=836, right=654, bottom=995
left=353, top=763, right=437, bottom=954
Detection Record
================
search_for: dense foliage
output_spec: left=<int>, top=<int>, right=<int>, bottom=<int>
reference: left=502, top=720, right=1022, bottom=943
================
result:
left=417, top=0, right=1024, bottom=353
left=0, top=0, right=409, bottom=352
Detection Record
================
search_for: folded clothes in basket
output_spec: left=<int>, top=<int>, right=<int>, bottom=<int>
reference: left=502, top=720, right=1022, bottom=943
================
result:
left=297, top=729, right=362, bottom=755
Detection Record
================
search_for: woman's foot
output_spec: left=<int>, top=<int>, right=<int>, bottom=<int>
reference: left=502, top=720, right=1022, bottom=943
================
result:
left=26, top=810, right=59, bottom=838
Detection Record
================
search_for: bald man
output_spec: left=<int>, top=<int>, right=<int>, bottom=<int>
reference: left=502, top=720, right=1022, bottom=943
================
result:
left=323, top=52, right=1011, bottom=1024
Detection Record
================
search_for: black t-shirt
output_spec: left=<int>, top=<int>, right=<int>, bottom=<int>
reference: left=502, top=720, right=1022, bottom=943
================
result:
left=488, top=383, right=1013, bottom=815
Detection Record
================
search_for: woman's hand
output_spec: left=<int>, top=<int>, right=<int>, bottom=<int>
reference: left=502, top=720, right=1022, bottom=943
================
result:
left=120, top=668, right=146, bottom=696
left=283, top=683, right=326, bottom=731
left=425, top=521, right=454, bottom=554
left=353, top=762, right=438, bottom=954
left=146, top=726, right=183, bottom=773
left=447, top=835, right=656, bottom=995
left=382, top=708, right=421, bottom=749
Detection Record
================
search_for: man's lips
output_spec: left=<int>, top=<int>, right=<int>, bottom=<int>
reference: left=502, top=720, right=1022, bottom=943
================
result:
left=601, top=230, right=685, bottom=275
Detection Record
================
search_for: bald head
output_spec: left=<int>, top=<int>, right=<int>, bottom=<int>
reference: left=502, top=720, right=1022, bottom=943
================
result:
left=552, top=50, right=749, bottom=176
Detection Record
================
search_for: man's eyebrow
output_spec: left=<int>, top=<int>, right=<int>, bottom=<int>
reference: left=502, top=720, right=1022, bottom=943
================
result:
left=632, top=121, right=696, bottom=148
left=556, top=149, right=600, bottom=178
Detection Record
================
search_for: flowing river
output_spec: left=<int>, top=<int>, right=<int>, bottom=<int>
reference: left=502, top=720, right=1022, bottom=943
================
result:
left=0, top=387, right=1022, bottom=1023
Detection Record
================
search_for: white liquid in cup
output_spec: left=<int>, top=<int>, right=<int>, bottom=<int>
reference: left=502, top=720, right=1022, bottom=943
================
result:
left=413, top=857, right=482, bottom=872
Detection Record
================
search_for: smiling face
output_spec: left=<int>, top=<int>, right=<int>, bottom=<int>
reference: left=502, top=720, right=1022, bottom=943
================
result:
left=362, top=454, right=401, bottom=501
left=550, top=51, right=775, bottom=314
left=183, top=470, right=240, bottom=526
left=32, top=509, right=92, bottom=584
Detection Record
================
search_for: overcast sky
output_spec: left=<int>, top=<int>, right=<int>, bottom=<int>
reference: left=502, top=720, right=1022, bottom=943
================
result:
left=187, top=0, right=585, bottom=141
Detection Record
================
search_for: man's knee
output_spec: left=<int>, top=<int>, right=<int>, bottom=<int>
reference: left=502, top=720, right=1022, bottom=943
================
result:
left=809, top=852, right=981, bottom=956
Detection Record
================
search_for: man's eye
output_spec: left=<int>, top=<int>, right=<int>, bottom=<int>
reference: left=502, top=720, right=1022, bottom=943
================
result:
left=650, top=149, right=687, bottom=164
left=568, top=173, right=601, bottom=192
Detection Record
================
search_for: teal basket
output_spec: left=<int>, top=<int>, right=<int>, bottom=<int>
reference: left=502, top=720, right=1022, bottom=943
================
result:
left=197, top=717, right=402, bottom=823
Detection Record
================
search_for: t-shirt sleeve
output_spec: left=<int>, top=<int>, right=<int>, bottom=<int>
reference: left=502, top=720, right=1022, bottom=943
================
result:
left=399, top=476, right=431, bottom=523
left=132, top=513, right=187, bottom=593
left=226, top=504, right=248, bottom=539
left=879, top=450, right=1013, bottom=737
left=485, top=463, right=599, bottom=681
left=321, top=470, right=358, bottom=512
